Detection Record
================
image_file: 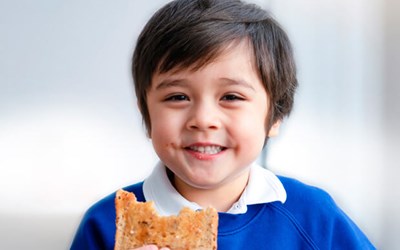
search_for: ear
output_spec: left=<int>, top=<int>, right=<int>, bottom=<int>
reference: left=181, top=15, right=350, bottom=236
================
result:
left=267, top=120, right=281, bottom=137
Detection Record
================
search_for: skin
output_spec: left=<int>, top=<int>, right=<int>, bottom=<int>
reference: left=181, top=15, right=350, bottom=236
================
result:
left=135, top=245, right=169, bottom=250
left=132, top=245, right=169, bottom=250
left=145, top=40, right=280, bottom=213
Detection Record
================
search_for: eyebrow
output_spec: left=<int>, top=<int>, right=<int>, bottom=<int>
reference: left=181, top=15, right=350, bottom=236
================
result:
left=220, top=78, right=256, bottom=92
left=154, top=79, right=188, bottom=90
left=154, top=77, right=256, bottom=91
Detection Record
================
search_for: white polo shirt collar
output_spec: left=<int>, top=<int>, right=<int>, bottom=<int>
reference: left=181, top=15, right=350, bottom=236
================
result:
left=143, top=161, right=286, bottom=216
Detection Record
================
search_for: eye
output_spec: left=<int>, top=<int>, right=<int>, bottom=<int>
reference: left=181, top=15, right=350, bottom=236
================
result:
left=164, top=94, right=189, bottom=102
left=221, top=94, right=245, bottom=101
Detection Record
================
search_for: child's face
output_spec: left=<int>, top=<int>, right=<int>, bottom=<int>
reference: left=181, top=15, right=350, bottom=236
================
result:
left=146, top=41, right=278, bottom=193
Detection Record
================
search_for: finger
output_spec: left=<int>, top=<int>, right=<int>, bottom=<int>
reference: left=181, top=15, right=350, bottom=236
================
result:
left=143, top=245, right=158, bottom=250
left=132, top=245, right=158, bottom=250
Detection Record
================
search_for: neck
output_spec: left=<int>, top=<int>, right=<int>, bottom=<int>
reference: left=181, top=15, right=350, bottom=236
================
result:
left=172, top=170, right=250, bottom=212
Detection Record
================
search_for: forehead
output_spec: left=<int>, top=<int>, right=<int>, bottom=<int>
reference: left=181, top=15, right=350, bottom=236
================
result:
left=152, top=39, right=257, bottom=82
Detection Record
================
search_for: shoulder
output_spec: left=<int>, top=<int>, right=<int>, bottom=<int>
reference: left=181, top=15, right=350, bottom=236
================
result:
left=278, top=175, right=335, bottom=208
left=273, top=176, right=375, bottom=249
left=70, top=182, right=144, bottom=250
left=275, top=176, right=340, bottom=231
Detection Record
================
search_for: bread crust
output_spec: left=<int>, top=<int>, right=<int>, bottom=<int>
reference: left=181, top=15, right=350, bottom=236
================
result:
left=114, top=189, right=218, bottom=250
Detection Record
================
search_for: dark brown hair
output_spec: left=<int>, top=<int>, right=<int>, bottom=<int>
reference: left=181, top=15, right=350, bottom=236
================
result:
left=132, top=0, right=297, bottom=134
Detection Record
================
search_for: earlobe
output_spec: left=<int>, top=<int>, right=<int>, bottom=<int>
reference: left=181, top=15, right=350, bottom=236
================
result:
left=268, top=120, right=281, bottom=137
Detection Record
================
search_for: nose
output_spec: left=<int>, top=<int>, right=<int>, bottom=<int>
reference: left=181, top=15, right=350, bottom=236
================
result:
left=186, top=101, right=221, bottom=131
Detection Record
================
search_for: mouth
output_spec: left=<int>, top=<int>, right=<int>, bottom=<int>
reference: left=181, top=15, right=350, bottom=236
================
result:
left=185, top=145, right=226, bottom=155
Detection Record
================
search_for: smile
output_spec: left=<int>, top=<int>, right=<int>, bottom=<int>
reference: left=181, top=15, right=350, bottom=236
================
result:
left=186, top=145, right=225, bottom=155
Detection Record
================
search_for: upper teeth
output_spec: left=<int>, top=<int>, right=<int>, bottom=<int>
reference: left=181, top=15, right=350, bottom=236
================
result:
left=189, top=145, right=223, bottom=154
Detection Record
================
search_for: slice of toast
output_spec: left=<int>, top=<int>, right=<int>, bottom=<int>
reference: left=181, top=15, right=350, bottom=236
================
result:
left=114, top=189, right=218, bottom=250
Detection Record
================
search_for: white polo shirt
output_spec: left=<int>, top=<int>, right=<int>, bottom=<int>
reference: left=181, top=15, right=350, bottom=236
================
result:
left=143, top=161, right=287, bottom=216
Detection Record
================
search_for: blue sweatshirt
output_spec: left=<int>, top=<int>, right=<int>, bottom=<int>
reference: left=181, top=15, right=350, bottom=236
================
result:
left=70, top=176, right=375, bottom=249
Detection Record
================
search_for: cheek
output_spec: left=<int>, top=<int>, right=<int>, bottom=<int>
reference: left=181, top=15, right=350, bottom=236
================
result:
left=149, top=111, right=183, bottom=143
left=242, top=123, right=267, bottom=148
left=150, top=121, right=174, bottom=160
left=236, top=109, right=268, bottom=134
left=232, top=110, right=268, bottom=149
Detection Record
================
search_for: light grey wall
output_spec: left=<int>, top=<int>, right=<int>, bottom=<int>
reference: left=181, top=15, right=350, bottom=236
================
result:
left=265, top=0, right=386, bottom=247
left=0, top=0, right=398, bottom=249
left=382, top=0, right=400, bottom=248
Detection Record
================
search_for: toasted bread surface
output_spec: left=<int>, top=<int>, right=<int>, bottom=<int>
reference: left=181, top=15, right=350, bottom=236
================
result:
left=114, top=189, right=218, bottom=250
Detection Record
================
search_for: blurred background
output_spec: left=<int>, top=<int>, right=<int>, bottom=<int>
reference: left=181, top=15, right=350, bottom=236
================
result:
left=0, top=0, right=398, bottom=249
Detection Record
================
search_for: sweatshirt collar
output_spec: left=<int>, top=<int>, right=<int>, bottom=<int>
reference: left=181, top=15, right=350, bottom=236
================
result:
left=143, top=161, right=286, bottom=216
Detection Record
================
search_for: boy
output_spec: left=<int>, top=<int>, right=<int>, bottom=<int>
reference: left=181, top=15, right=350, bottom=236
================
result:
left=71, top=0, right=375, bottom=249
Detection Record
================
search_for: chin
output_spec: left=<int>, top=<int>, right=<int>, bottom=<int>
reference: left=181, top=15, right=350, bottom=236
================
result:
left=173, top=169, right=226, bottom=190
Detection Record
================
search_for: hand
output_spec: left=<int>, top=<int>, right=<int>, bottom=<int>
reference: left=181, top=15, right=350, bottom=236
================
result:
left=131, top=245, right=170, bottom=250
